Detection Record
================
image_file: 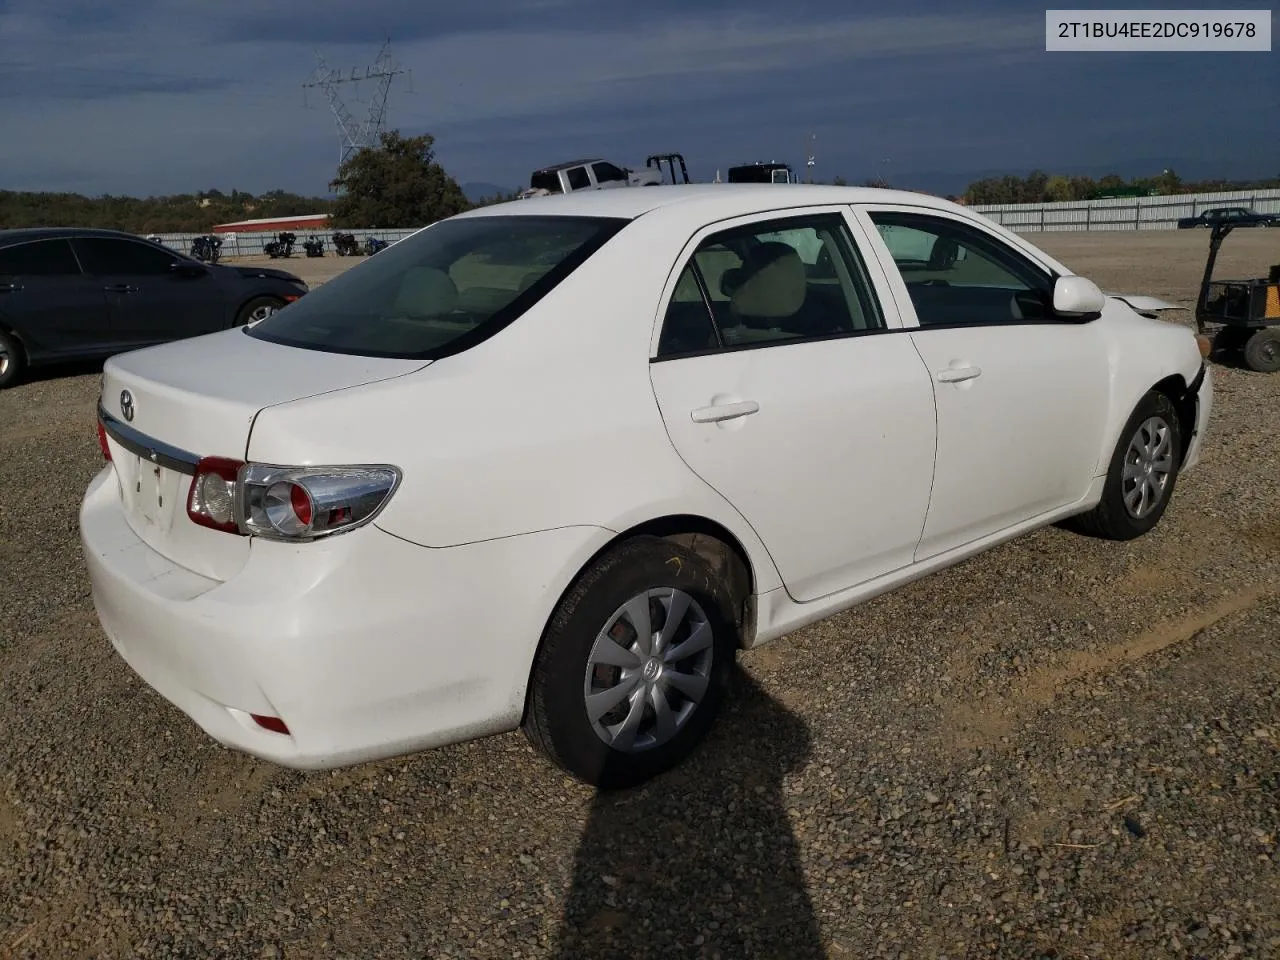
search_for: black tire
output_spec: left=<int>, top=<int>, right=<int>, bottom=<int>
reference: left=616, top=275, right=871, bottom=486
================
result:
left=0, top=330, right=24, bottom=389
left=1064, top=390, right=1182, bottom=541
left=234, top=295, right=285, bottom=327
left=1243, top=328, right=1280, bottom=373
left=523, top=535, right=739, bottom=789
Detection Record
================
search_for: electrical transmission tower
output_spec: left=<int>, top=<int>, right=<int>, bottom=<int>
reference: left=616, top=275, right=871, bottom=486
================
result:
left=303, top=39, right=409, bottom=167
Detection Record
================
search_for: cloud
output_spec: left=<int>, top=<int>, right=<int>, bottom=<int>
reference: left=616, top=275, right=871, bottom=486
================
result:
left=0, top=0, right=1274, bottom=197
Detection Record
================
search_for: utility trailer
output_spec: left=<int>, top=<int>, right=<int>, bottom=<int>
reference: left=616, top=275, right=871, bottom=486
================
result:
left=1195, top=221, right=1280, bottom=373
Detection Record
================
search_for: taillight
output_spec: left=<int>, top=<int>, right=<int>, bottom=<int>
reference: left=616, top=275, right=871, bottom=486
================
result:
left=187, top=457, right=243, bottom=533
left=239, top=464, right=400, bottom=541
left=96, top=419, right=112, bottom=461
left=184, top=459, right=400, bottom=541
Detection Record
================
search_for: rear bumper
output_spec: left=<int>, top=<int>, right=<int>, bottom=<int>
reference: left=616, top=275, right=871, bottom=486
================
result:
left=80, top=464, right=609, bottom=770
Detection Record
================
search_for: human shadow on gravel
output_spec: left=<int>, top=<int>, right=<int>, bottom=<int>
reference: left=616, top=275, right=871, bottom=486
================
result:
left=552, top=666, right=823, bottom=960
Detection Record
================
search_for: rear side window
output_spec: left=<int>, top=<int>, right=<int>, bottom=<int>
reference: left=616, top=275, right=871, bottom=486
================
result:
left=248, top=215, right=628, bottom=360
left=0, top=239, right=82, bottom=276
left=530, top=172, right=562, bottom=193
left=567, top=167, right=591, bottom=190
left=73, top=237, right=177, bottom=275
left=592, top=162, right=627, bottom=184
left=655, top=213, right=885, bottom=357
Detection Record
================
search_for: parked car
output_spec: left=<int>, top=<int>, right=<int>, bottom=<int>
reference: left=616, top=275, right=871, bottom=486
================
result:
left=0, top=227, right=309, bottom=388
left=1176, top=206, right=1279, bottom=229
left=82, top=185, right=1212, bottom=788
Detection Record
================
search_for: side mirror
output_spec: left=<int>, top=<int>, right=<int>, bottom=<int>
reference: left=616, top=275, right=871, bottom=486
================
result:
left=1052, top=275, right=1105, bottom=320
left=170, top=261, right=208, bottom=278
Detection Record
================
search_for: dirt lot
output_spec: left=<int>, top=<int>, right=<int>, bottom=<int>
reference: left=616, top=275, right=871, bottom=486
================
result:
left=1, top=230, right=1278, bottom=959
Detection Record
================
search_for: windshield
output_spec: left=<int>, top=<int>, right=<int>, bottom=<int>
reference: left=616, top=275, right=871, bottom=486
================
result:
left=247, top=214, right=628, bottom=360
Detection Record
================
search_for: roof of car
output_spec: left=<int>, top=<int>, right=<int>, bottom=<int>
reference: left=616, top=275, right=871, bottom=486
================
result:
left=0, top=227, right=147, bottom=247
left=454, top=183, right=964, bottom=222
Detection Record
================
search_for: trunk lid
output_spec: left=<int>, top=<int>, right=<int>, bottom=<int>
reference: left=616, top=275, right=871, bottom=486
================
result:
left=99, top=328, right=427, bottom=580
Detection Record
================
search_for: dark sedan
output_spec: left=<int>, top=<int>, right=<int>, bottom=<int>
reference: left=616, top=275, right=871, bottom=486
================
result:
left=0, top=227, right=309, bottom=388
left=1176, top=206, right=1280, bottom=229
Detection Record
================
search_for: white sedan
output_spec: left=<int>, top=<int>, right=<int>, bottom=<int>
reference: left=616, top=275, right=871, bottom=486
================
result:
left=81, top=185, right=1213, bottom=788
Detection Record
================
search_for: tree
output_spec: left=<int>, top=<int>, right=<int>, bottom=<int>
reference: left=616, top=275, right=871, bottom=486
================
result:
left=330, top=130, right=471, bottom=228
left=1045, top=175, right=1072, bottom=202
left=831, top=175, right=848, bottom=186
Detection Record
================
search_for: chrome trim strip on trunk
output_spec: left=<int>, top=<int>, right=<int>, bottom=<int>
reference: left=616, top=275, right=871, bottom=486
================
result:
left=98, top=404, right=201, bottom=476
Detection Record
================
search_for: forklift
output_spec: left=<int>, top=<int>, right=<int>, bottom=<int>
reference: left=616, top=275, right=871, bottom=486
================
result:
left=1195, top=221, right=1280, bottom=372
left=645, top=153, right=691, bottom=185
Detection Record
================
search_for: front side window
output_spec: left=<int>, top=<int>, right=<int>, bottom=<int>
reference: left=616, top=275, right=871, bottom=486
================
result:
left=655, top=213, right=885, bottom=357
left=73, top=237, right=178, bottom=275
left=867, top=211, right=1056, bottom=327
left=0, top=239, right=82, bottom=276
left=248, top=215, right=628, bottom=360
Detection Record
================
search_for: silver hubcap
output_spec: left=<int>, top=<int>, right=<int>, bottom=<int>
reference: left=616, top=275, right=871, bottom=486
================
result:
left=0, top=347, right=9, bottom=377
left=583, top=587, right=715, bottom=753
left=1122, top=416, right=1174, bottom=519
left=250, top=304, right=278, bottom=323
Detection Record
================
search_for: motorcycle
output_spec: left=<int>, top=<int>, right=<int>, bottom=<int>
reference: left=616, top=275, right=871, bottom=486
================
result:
left=263, top=231, right=296, bottom=259
left=365, top=236, right=389, bottom=256
left=332, top=232, right=360, bottom=256
left=303, top=237, right=325, bottom=258
left=189, top=235, right=222, bottom=263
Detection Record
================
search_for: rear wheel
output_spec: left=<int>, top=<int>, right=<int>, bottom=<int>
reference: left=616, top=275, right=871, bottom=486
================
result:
left=1064, top=390, right=1182, bottom=541
left=522, top=536, right=738, bottom=789
left=0, top=331, right=24, bottom=389
left=234, top=296, right=285, bottom=327
left=1243, top=328, right=1280, bottom=373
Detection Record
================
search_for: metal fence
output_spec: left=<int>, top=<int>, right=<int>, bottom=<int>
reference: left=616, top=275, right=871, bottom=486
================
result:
left=969, top=188, right=1280, bottom=233
left=140, top=187, right=1280, bottom=255
left=146, top=227, right=425, bottom=259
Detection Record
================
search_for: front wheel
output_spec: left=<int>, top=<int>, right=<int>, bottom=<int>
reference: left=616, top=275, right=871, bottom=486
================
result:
left=522, top=536, right=739, bottom=789
left=1063, top=390, right=1182, bottom=541
left=234, top=296, right=285, bottom=327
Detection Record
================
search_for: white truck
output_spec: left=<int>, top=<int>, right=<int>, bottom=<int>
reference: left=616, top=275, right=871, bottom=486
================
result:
left=517, top=158, right=665, bottom=199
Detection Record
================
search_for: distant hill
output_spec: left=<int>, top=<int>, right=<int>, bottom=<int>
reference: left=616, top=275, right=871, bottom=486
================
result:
left=462, top=182, right=517, bottom=203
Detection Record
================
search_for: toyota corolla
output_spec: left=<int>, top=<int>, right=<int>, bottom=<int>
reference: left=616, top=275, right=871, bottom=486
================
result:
left=80, top=185, right=1212, bottom=788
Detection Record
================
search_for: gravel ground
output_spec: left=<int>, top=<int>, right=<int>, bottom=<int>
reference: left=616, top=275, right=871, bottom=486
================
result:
left=1, top=230, right=1278, bottom=959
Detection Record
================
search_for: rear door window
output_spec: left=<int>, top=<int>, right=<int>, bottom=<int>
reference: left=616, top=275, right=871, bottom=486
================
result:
left=0, top=239, right=83, bottom=276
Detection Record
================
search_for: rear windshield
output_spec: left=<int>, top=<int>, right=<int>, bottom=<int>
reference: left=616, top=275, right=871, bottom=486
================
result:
left=247, top=214, right=627, bottom=360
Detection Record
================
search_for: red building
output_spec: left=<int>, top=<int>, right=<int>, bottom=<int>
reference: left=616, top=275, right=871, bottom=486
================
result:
left=212, top=213, right=331, bottom=233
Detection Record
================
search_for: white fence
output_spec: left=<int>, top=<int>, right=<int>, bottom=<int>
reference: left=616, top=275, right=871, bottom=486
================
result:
left=970, top=188, right=1280, bottom=233
left=139, top=187, right=1280, bottom=256
left=146, top=227, right=425, bottom=259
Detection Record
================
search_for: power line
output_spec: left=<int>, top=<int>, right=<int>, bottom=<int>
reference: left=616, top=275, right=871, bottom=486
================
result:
left=301, top=38, right=408, bottom=168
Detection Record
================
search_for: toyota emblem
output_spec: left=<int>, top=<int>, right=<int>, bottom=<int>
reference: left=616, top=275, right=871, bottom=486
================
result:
left=119, top=389, right=135, bottom=422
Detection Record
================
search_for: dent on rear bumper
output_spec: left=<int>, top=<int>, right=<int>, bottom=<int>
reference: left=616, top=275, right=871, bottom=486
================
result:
left=80, top=468, right=613, bottom=770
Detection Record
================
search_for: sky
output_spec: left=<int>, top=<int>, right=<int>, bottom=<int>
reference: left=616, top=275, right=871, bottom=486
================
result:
left=0, top=0, right=1276, bottom=198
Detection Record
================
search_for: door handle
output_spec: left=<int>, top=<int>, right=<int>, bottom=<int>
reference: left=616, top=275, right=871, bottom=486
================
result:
left=691, top=400, right=760, bottom=423
left=0, top=281, right=22, bottom=293
left=104, top=284, right=139, bottom=293
left=936, top=365, right=982, bottom=383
